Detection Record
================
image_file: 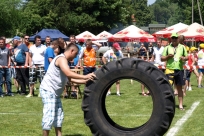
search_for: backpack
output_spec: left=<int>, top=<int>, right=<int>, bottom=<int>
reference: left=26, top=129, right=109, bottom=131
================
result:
left=14, top=48, right=25, bottom=63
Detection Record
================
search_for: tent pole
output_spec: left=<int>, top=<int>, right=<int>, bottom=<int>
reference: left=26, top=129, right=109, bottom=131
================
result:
left=197, top=0, right=203, bottom=25
left=192, top=0, right=194, bottom=23
left=192, top=0, right=194, bottom=47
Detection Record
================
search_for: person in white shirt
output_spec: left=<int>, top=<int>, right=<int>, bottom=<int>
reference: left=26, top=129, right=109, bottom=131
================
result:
left=150, top=39, right=165, bottom=66
left=27, top=35, right=47, bottom=97
left=102, top=42, right=123, bottom=96
left=197, top=43, right=204, bottom=88
left=140, top=39, right=165, bottom=96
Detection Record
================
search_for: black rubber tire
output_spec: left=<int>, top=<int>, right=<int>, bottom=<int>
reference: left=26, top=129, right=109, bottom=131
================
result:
left=82, top=58, right=175, bottom=136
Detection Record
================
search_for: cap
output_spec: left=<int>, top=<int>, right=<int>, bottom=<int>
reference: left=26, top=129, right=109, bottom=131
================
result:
left=13, top=36, right=21, bottom=41
left=112, top=42, right=121, bottom=50
left=190, top=47, right=198, bottom=51
left=185, top=46, right=189, bottom=51
left=200, top=43, right=204, bottom=49
left=171, top=32, right=178, bottom=38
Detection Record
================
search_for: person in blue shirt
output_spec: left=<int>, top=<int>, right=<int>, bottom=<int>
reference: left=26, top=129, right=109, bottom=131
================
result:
left=66, top=35, right=82, bottom=97
left=44, top=40, right=59, bottom=72
left=67, top=35, right=82, bottom=69
left=13, top=36, right=29, bottom=95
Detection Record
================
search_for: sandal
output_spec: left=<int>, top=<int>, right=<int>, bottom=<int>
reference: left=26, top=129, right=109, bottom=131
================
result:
left=179, top=107, right=185, bottom=111
left=141, top=93, right=148, bottom=96
left=146, top=92, right=151, bottom=96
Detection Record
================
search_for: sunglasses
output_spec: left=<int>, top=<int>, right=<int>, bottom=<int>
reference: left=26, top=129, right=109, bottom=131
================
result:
left=24, top=38, right=29, bottom=40
left=171, top=37, right=178, bottom=39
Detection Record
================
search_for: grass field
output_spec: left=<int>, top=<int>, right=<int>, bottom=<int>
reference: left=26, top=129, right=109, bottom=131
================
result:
left=0, top=74, right=203, bottom=136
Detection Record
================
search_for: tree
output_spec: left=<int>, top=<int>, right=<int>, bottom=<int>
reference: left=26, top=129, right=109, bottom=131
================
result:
left=20, top=0, right=131, bottom=35
left=131, top=0, right=152, bottom=26
left=168, top=0, right=204, bottom=25
left=19, top=0, right=57, bottom=35
left=6, top=0, right=203, bottom=37
left=149, top=0, right=173, bottom=24
left=0, top=0, right=23, bottom=37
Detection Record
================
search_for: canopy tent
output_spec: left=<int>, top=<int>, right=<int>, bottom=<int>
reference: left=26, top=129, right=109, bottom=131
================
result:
left=29, top=29, right=69, bottom=41
left=96, top=31, right=113, bottom=42
left=108, top=25, right=155, bottom=42
left=76, top=31, right=97, bottom=42
left=153, top=22, right=189, bottom=38
left=178, top=22, right=204, bottom=41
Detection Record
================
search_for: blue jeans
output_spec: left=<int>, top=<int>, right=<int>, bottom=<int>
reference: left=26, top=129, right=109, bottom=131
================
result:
left=0, top=68, right=12, bottom=95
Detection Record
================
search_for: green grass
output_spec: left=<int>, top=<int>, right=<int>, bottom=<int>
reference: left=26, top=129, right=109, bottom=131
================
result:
left=0, top=74, right=203, bottom=136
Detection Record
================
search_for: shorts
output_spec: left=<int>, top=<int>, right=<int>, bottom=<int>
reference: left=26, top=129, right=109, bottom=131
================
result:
left=40, top=88, right=64, bottom=130
left=140, top=52, right=146, bottom=56
left=198, top=69, right=204, bottom=73
left=68, top=62, right=75, bottom=69
left=83, top=67, right=96, bottom=75
left=184, top=70, right=191, bottom=81
left=29, top=66, right=45, bottom=84
left=69, top=65, right=77, bottom=69
left=10, top=68, right=16, bottom=79
left=165, top=69, right=185, bottom=86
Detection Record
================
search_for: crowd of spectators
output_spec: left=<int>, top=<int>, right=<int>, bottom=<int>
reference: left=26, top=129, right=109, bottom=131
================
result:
left=2, top=32, right=204, bottom=136
left=0, top=33, right=204, bottom=106
left=0, top=35, right=102, bottom=98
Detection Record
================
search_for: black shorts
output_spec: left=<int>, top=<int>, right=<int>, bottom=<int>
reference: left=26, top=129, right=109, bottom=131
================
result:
left=140, top=52, right=146, bottom=56
left=83, top=67, right=96, bottom=75
left=165, top=69, right=185, bottom=86
left=184, top=70, right=191, bottom=81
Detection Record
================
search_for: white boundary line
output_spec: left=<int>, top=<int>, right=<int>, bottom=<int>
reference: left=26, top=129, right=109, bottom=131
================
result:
left=166, top=101, right=200, bottom=136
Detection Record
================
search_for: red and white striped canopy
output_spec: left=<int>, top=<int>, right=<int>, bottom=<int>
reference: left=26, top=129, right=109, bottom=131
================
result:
left=76, top=31, right=97, bottom=42
left=108, top=25, right=155, bottom=42
left=178, top=22, right=204, bottom=41
left=96, top=31, right=113, bottom=41
left=153, top=22, right=189, bottom=38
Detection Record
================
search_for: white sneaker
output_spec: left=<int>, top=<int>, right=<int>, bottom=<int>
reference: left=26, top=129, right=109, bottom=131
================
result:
left=117, top=92, right=121, bottom=96
left=107, top=92, right=111, bottom=96
left=26, top=94, right=33, bottom=98
left=188, top=87, right=192, bottom=91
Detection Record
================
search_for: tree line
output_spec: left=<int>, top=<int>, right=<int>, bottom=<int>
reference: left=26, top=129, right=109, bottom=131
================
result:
left=0, top=0, right=203, bottom=37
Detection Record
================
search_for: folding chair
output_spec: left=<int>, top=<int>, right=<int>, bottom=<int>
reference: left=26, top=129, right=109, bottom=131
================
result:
left=63, top=68, right=83, bottom=99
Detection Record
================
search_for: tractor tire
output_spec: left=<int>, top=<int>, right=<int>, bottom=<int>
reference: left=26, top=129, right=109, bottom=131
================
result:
left=82, top=58, right=175, bottom=136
